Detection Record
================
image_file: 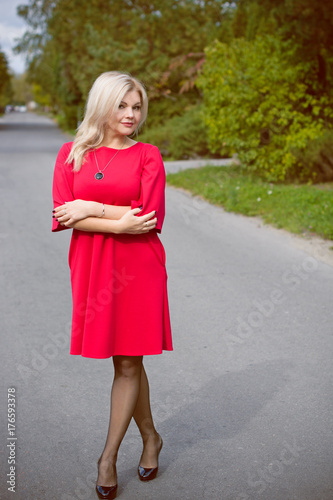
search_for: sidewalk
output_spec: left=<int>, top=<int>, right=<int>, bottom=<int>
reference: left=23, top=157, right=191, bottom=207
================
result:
left=164, top=157, right=237, bottom=174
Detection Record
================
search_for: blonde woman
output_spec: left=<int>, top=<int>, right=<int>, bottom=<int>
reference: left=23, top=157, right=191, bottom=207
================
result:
left=52, top=71, right=173, bottom=499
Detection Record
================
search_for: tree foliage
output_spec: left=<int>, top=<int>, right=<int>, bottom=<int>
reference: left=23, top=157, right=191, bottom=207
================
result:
left=198, top=0, right=333, bottom=181
left=15, top=0, right=333, bottom=176
left=139, top=104, right=210, bottom=159
left=0, top=49, right=13, bottom=112
left=16, top=0, right=233, bottom=128
left=233, top=0, right=333, bottom=88
left=12, top=73, right=34, bottom=105
left=198, top=36, right=333, bottom=181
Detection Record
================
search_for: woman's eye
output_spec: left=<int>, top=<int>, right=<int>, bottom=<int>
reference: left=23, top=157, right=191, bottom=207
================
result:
left=134, top=106, right=141, bottom=111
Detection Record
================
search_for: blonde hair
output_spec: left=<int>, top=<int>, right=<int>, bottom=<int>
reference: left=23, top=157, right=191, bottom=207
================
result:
left=67, top=71, right=148, bottom=171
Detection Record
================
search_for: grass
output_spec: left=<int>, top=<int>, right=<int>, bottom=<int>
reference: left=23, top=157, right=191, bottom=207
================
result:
left=166, top=165, right=333, bottom=241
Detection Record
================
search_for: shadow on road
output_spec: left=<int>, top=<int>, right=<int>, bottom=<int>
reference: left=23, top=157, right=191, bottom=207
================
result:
left=159, top=359, right=292, bottom=471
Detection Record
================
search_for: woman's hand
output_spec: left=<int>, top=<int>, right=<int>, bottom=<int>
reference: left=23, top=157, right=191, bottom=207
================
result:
left=54, top=200, right=101, bottom=226
left=116, top=208, right=157, bottom=234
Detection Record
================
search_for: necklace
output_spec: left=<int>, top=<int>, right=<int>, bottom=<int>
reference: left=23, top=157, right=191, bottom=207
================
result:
left=93, top=137, right=127, bottom=180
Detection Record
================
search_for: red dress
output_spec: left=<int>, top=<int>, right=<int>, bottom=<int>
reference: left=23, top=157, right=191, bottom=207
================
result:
left=52, top=142, right=173, bottom=358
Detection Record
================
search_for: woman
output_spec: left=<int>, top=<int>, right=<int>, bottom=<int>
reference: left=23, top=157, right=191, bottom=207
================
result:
left=52, top=71, right=173, bottom=500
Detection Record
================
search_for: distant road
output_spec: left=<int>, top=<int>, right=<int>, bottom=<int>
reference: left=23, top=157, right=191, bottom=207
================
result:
left=164, top=157, right=236, bottom=174
left=1, top=112, right=333, bottom=500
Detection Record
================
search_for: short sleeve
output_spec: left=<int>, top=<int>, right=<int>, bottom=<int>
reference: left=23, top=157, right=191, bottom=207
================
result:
left=131, top=145, right=166, bottom=233
left=52, top=142, right=75, bottom=232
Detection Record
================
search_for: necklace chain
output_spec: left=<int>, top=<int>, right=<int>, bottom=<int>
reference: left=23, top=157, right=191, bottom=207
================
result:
left=93, top=137, right=127, bottom=176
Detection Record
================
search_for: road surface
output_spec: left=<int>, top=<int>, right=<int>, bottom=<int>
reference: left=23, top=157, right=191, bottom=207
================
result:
left=1, top=112, right=333, bottom=500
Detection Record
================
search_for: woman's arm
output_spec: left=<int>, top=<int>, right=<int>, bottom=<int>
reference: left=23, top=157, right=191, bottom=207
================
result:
left=56, top=208, right=157, bottom=234
left=53, top=200, right=130, bottom=224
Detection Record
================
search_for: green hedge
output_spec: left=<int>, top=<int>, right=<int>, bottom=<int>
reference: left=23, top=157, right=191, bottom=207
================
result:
left=197, top=36, right=333, bottom=182
left=138, top=105, right=211, bottom=160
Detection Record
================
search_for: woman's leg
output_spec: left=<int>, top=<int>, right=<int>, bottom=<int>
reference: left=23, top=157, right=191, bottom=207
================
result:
left=97, top=355, right=143, bottom=486
left=133, top=365, right=162, bottom=468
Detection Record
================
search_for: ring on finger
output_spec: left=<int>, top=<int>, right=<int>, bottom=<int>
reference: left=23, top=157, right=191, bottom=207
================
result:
left=145, top=222, right=149, bottom=227
left=63, top=209, right=66, bottom=215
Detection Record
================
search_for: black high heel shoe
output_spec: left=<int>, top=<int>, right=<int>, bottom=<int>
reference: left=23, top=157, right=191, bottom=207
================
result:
left=95, top=484, right=118, bottom=499
left=138, top=436, right=163, bottom=482
left=96, top=458, right=118, bottom=499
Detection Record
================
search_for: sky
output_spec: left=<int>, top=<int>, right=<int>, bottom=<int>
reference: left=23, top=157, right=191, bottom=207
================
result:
left=0, top=0, right=28, bottom=74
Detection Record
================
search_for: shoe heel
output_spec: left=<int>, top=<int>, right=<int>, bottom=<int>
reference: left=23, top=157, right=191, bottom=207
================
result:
left=138, top=436, right=163, bottom=482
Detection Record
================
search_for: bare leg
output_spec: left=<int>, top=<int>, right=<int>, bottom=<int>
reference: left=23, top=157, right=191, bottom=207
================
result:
left=97, top=355, right=143, bottom=487
left=133, top=365, right=162, bottom=468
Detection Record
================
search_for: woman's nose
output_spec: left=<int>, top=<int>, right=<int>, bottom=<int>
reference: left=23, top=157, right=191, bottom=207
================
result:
left=126, top=107, right=134, bottom=118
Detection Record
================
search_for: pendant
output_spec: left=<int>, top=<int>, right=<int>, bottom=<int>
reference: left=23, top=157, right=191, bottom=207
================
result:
left=95, top=172, right=104, bottom=180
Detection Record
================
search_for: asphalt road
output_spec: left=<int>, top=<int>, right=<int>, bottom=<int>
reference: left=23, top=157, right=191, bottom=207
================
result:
left=1, top=112, right=333, bottom=500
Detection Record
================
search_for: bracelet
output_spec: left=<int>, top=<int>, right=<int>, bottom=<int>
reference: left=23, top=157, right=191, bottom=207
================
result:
left=98, top=203, right=105, bottom=218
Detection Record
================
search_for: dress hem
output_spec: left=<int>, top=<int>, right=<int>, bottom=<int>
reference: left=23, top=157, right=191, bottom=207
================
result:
left=70, top=348, right=173, bottom=359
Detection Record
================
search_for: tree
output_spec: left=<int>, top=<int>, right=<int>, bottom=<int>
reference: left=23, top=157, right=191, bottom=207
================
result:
left=0, top=49, right=13, bottom=112
left=12, top=73, right=34, bottom=105
left=233, top=0, right=333, bottom=91
left=196, top=0, right=333, bottom=180
left=197, top=36, right=333, bottom=181
left=15, top=0, right=233, bottom=128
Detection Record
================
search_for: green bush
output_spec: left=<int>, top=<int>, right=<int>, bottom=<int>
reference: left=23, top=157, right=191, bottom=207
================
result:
left=61, top=105, right=80, bottom=130
left=293, top=130, right=333, bottom=182
left=54, top=112, right=77, bottom=136
left=0, top=50, right=12, bottom=112
left=139, top=105, right=211, bottom=160
left=197, top=36, right=333, bottom=182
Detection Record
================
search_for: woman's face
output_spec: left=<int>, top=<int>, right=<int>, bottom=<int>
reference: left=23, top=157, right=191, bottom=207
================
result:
left=108, top=89, right=142, bottom=137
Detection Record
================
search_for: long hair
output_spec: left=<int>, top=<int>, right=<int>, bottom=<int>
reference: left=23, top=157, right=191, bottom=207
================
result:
left=67, top=71, right=148, bottom=171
